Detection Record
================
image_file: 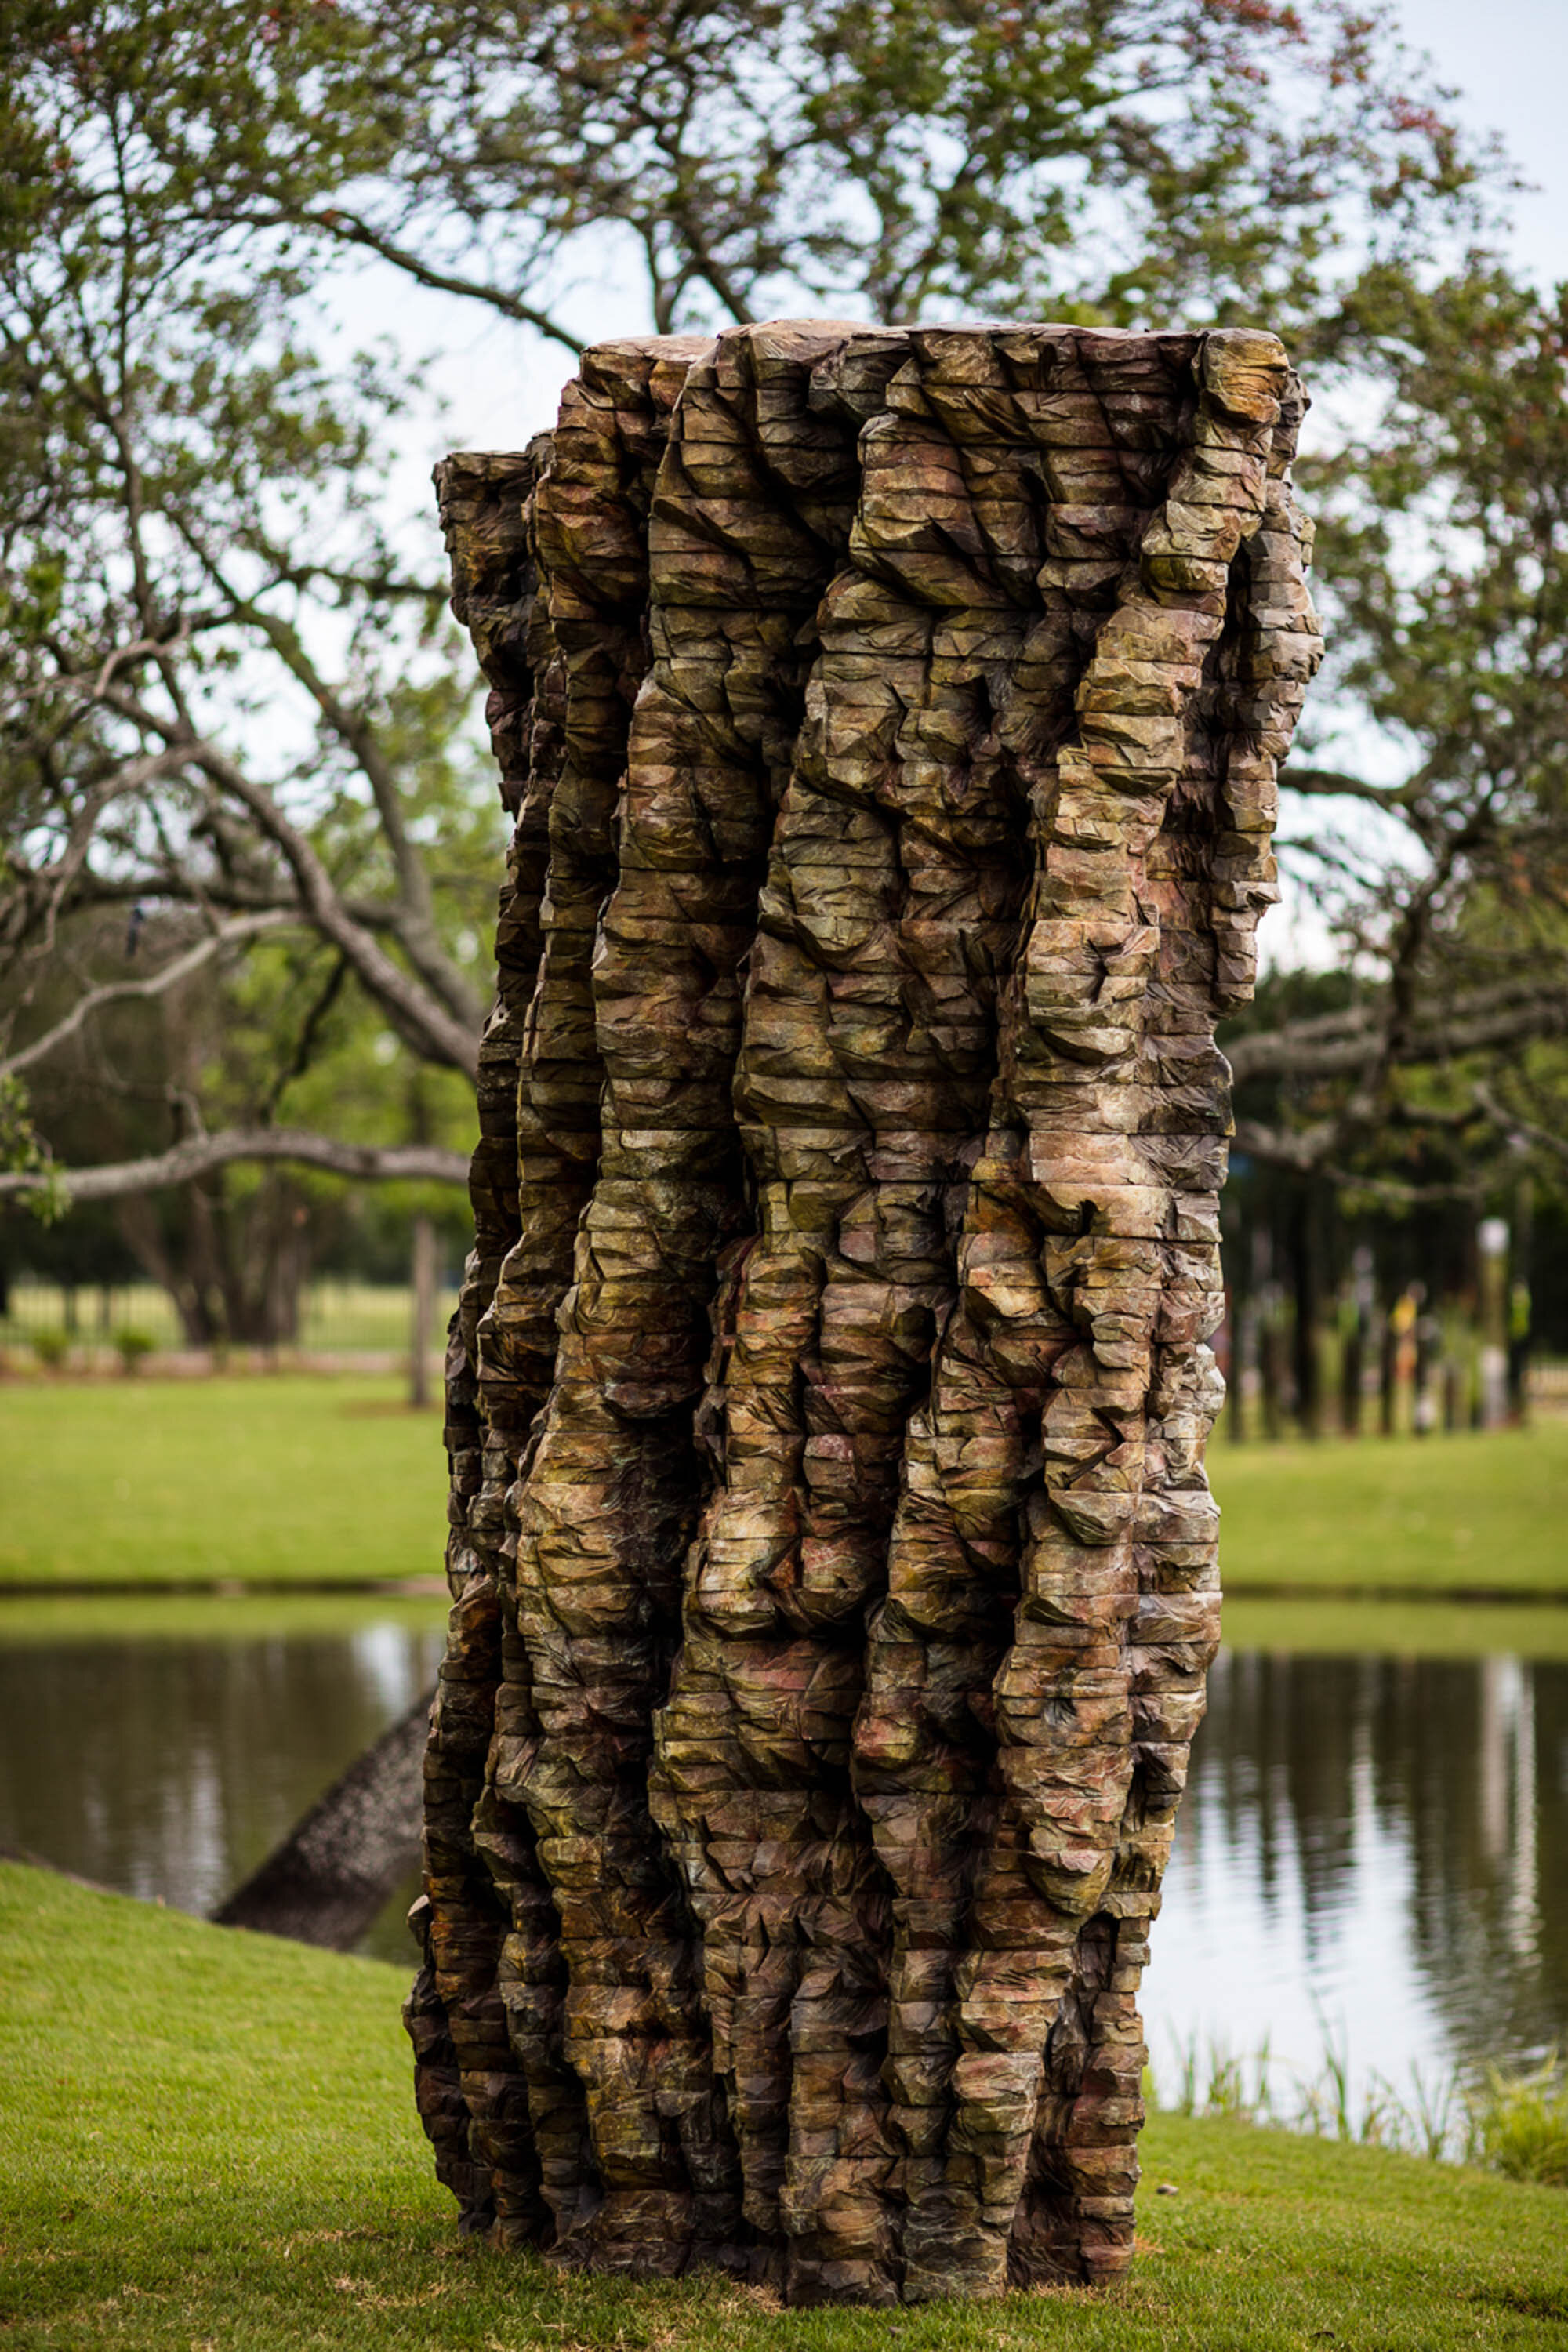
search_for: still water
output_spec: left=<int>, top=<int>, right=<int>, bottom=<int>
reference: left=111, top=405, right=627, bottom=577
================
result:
left=0, top=1597, right=1562, bottom=2089
left=0, top=1599, right=446, bottom=1962
left=1145, top=1620, right=1567, bottom=2103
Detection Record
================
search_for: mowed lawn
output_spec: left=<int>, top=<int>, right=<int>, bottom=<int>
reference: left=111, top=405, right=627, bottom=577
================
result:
left=0, top=1376, right=448, bottom=1588
left=1, top=1371, right=1565, bottom=1594
left=1213, top=1419, right=1568, bottom=1596
left=0, top=1862, right=1563, bottom=2352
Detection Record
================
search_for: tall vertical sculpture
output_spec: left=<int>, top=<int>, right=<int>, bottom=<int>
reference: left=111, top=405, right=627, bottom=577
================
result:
left=407, top=321, right=1322, bottom=2304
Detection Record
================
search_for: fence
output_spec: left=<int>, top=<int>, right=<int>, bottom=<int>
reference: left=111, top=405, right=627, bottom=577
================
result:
left=0, top=1278, right=462, bottom=1373
left=5, top=1274, right=1567, bottom=1416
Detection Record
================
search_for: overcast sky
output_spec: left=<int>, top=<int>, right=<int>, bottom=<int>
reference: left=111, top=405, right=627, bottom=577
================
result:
left=1410, top=0, right=1567, bottom=288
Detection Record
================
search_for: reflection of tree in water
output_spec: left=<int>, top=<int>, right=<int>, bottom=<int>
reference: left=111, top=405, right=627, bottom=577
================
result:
left=0, top=1626, right=444, bottom=1920
left=1184, top=1650, right=1568, bottom=2067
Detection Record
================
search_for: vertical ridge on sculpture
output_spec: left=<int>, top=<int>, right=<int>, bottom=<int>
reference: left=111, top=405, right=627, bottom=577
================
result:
left=411, top=321, right=1322, bottom=2306
left=474, top=344, right=702, bottom=2253
left=407, top=446, right=551, bottom=2237
left=509, top=322, right=877, bottom=2279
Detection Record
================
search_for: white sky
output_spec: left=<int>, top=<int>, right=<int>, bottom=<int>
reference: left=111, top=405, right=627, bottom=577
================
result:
left=1406, top=0, right=1568, bottom=289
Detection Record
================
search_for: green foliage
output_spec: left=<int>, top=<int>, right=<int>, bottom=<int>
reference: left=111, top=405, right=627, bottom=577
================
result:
left=111, top=1324, right=154, bottom=1372
left=1475, top=2056, right=1568, bottom=2189
left=0, top=6, right=501, bottom=1328
left=0, top=1077, right=63, bottom=1225
left=0, top=0, right=1548, bottom=1254
left=1157, top=2028, right=1568, bottom=2186
left=1230, top=264, right=1568, bottom=1206
left=74, top=0, right=1487, bottom=341
left=27, top=1326, right=68, bottom=1371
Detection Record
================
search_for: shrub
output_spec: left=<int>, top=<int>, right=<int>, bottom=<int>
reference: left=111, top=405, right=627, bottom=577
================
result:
left=1472, top=2056, right=1568, bottom=2187
left=30, top=1329, right=69, bottom=1371
left=113, top=1327, right=155, bottom=1375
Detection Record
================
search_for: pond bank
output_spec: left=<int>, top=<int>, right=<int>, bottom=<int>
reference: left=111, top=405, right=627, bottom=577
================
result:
left=1, top=1863, right=1562, bottom=2352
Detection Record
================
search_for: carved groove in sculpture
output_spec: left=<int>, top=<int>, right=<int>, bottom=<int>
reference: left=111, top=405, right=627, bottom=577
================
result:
left=406, top=320, right=1322, bottom=2305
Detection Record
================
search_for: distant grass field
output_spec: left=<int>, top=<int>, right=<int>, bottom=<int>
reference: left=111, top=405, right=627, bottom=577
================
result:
left=0, top=1372, right=1564, bottom=1594
left=1212, top=1421, right=1568, bottom=1597
left=0, top=1277, right=459, bottom=1359
left=0, top=1862, right=1563, bottom=2352
left=0, top=1375, right=447, bottom=1588
left=1221, top=1595, right=1568, bottom=1657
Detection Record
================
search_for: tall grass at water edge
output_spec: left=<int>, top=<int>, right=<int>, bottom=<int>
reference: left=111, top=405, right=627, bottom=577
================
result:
left=1156, top=2029, right=1568, bottom=2185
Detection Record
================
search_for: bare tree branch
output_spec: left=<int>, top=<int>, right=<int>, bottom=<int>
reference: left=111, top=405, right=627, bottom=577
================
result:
left=274, top=205, right=582, bottom=351
left=1, top=743, right=200, bottom=967
left=0, top=913, right=296, bottom=1081
left=90, top=688, right=481, bottom=1077
left=1278, top=763, right=1417, bottom=806
left=1470, top=1081, right=1568, bottom=1167
left=199, top=744, right=481, bottom=1074
left=168, top=519, right=485, bottom=1033
left=1227, top=977, right=1568, bottom=1082
left=0, top=1126, right=470, bottom=1202
left=1232, top=1117, right=1482, bottom=1201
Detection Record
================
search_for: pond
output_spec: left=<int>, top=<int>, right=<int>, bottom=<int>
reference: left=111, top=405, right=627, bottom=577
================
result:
left=0, top=1596, right=446, bottom=1964
left=1144, top=1601, right=1568, bottom=2115
left=0, top=1593, right=1563, bottom=2107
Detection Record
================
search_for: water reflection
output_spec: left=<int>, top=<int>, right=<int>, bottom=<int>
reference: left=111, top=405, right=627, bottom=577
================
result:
left=0, top=1600, right=1562, bottom=2071
left=1147, top=1643, right=1566, bottom=2098
left=0, top=1602, right=444, bottom=1962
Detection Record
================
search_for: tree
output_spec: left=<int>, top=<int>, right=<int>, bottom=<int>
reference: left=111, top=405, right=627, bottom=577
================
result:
left=0, top=0, right=1510, bottom=1229
left=1229, top=268, right=1568, bottom=1200
left=135, top=0, right=1486, bottom=345
left=0, top=15, right=492, bottom=1231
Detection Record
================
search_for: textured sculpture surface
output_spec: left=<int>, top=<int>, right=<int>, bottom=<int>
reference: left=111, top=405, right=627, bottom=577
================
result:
left=406, top=320, right=1323, bottom=2304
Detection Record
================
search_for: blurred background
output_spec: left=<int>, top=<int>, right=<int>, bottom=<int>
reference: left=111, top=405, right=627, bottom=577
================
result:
left=2, top=0, right=1566, bottom=2188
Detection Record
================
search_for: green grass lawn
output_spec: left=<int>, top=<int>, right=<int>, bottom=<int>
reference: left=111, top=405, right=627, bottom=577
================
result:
left=0, top=1863, right=1562, bottom=2352
left=1212, top=1419, right=1568, bottom=1596
left=1222, top=1595, right=1568, bottom=1657
left=2, top=1372, right=1566, bottom=1595
left=0, top=1376, right=448, bottom=1588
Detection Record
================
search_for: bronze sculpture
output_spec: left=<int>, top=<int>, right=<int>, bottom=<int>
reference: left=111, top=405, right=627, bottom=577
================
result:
left=406, top=320, right=1322, bottom=2303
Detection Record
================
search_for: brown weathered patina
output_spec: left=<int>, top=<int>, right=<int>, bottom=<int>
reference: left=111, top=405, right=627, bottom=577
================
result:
left=406, top=321, right=1323, bottom=2304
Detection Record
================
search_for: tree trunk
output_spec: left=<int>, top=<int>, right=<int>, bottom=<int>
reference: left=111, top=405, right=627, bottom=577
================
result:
left=1444, top=1352, right=1465, bottom=1432
left=409, top=1213, right=436, bottom=1408
left=1289, top=1184, right=1323, bottom=1439
left=1478, top=1216, right=1509, bottom=1430
left=1414, top=1306, right=1440, bottom=1436
left=1260, top=1308, right=1287, bottom=1441
left=1508, top=1178, right=1534, bottom=1424
left=1224, top=1287, right=1247, bottom=1443
left=408, top=323, right=1321, bottom=2302
left=212, top=1686, right=431, bottom=1949
left=115, top=1173, right=310, bottom=1348
left=114, top=1194, right=214, bottom=1345
left=1340, top=1309, right=1364, bottom=1437
left=1379, top=1303, right=1399, bottom=1436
